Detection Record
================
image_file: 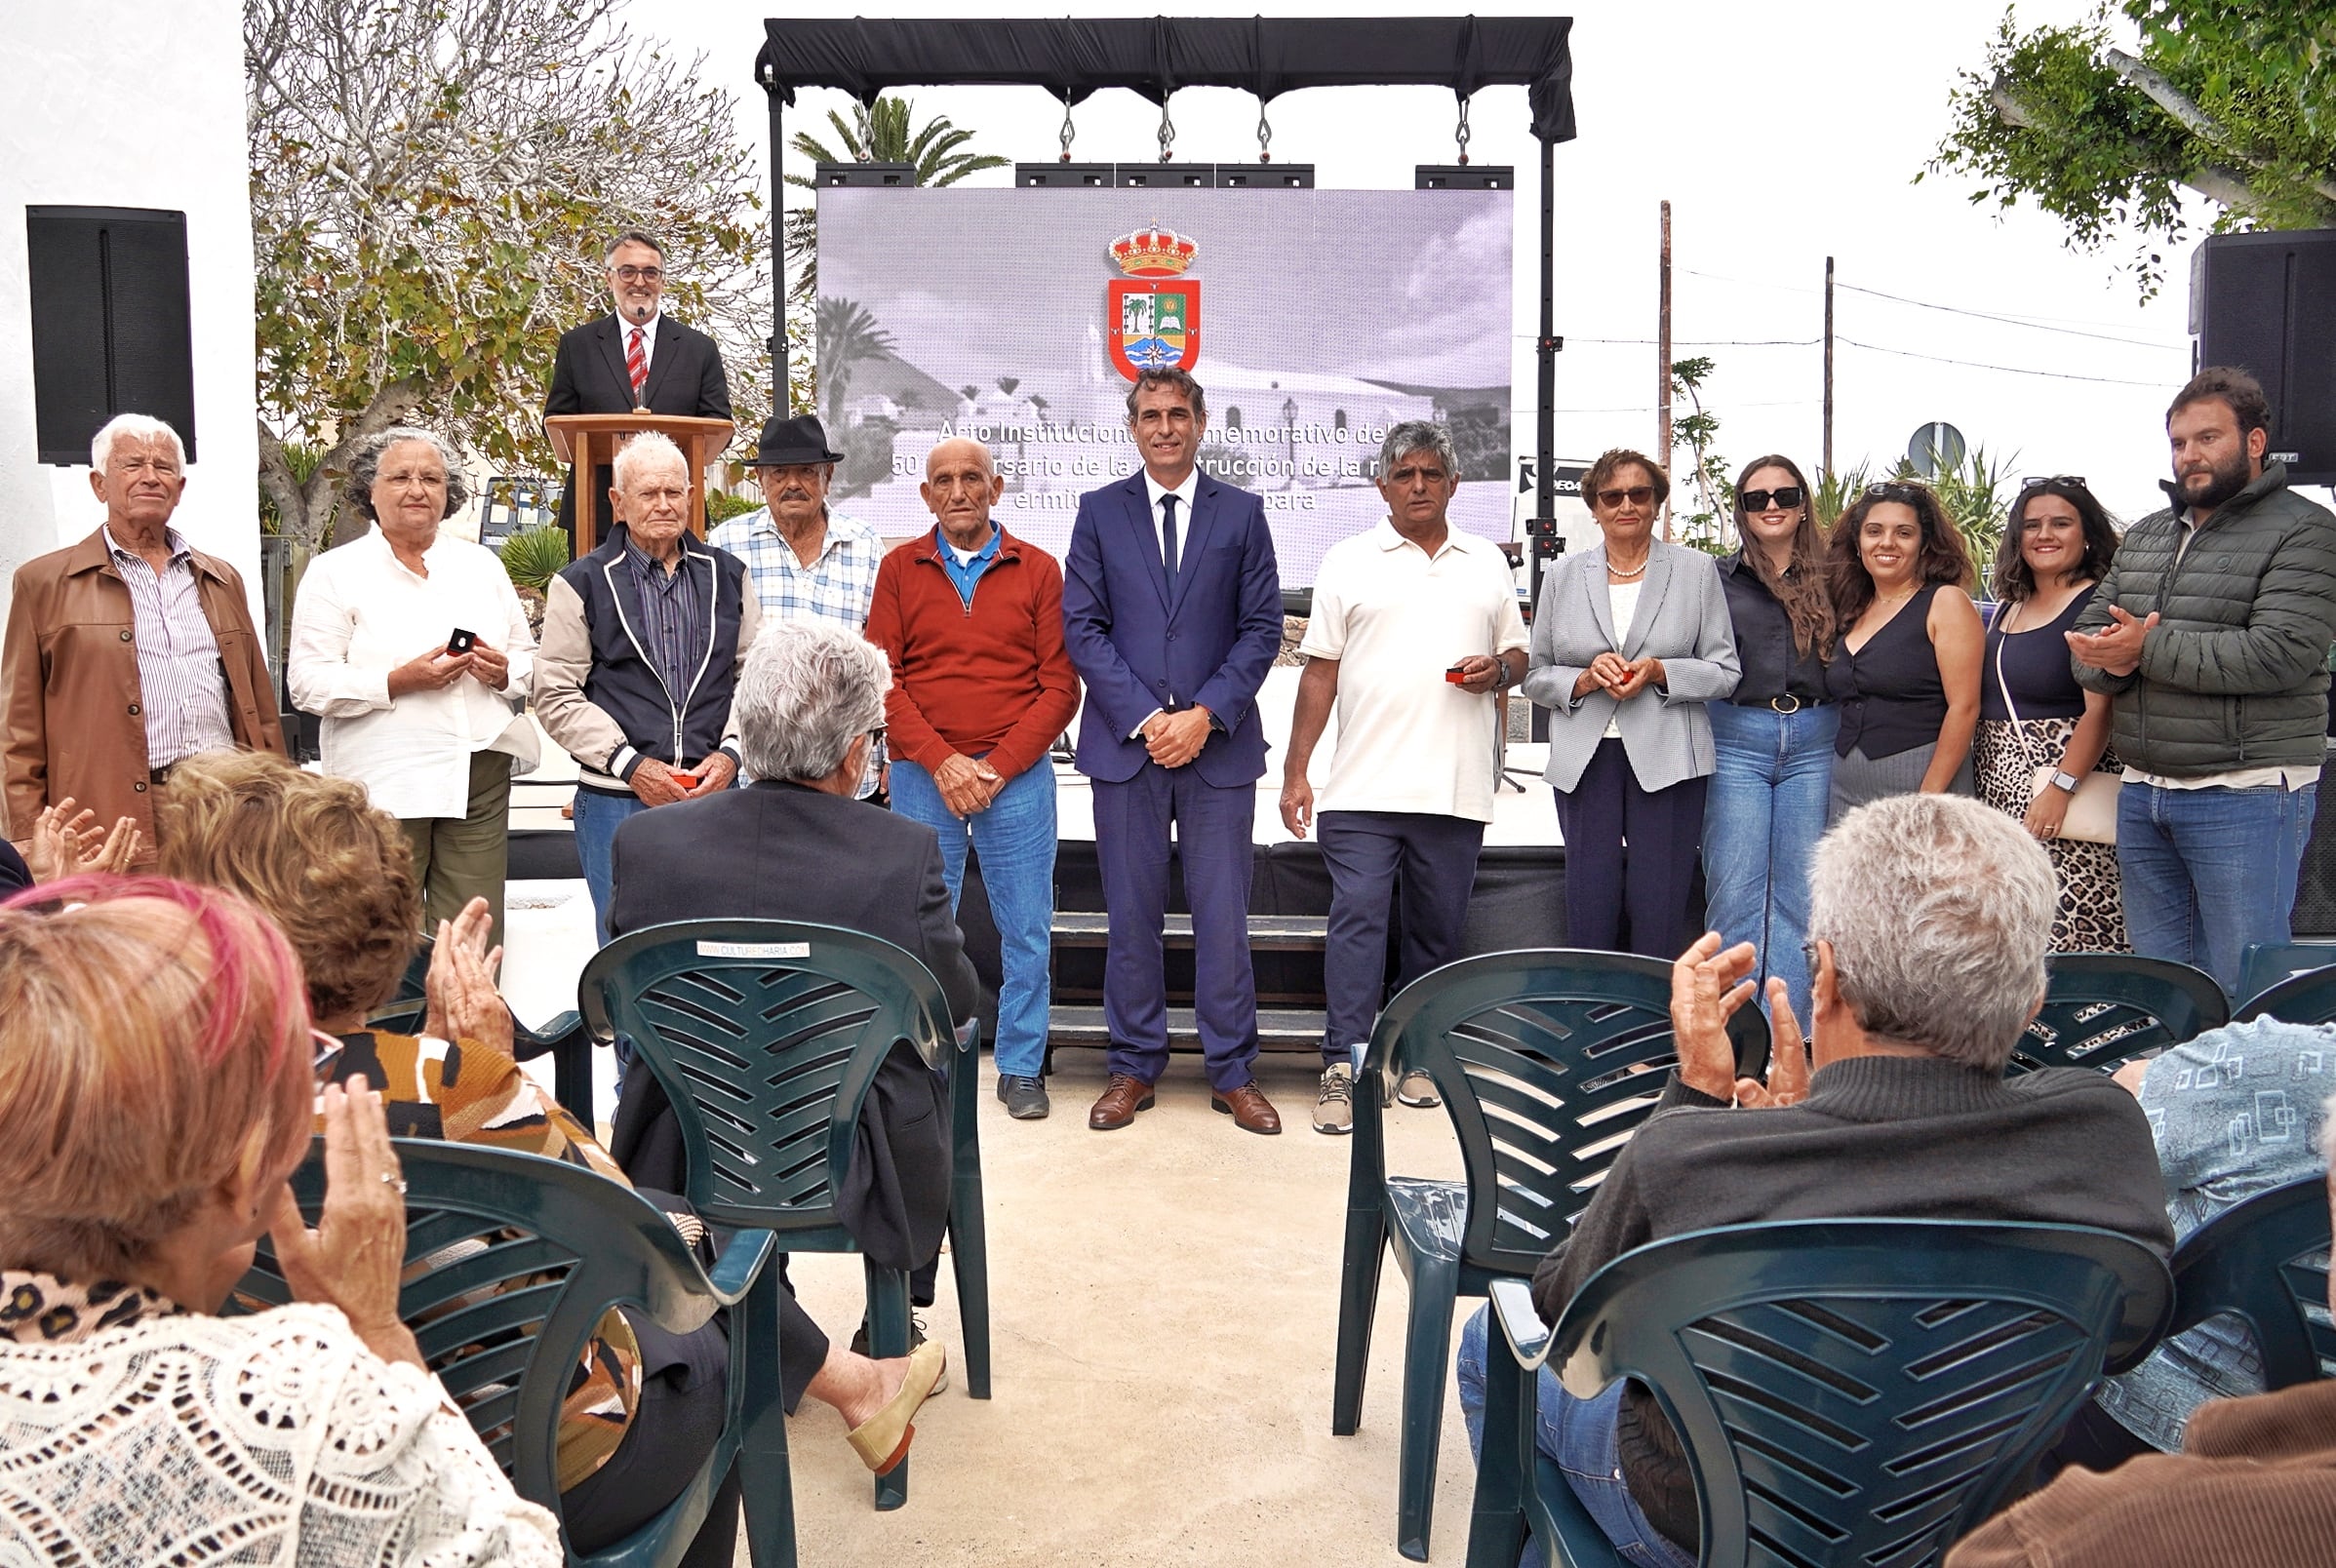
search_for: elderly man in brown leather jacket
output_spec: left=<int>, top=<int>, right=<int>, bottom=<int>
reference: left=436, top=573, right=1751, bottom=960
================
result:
left=3, top=414, right=284, bottom=865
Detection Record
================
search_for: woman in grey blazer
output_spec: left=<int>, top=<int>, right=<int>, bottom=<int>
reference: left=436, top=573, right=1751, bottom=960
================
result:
left=1524, top=450, right=1741, bottom=957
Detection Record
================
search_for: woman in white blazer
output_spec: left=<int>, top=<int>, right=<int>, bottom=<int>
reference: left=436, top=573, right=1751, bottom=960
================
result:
left=1524, top=450, right=1741, bottom=958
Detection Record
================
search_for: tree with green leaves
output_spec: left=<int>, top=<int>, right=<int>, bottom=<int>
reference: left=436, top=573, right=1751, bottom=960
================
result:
left=782, top=97, right=1008, bottom=307
left=1927, top=1, right=2336, bottom=296
left=1668, top=357, right=1733, bottom=554
left=247, top=0, right=771, bottom=552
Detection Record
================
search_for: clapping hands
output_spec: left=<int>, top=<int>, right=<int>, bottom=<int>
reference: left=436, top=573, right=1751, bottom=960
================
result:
left=19, top=798, right=141, bottom=881
left=1669, top=931, right=1812, bottom=1109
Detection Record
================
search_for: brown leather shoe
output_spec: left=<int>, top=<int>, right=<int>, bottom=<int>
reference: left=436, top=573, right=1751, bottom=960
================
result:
left=1089, top=1074, right=1157, bottom=1130
left=1210, top=1080, right=1283, bottom=1135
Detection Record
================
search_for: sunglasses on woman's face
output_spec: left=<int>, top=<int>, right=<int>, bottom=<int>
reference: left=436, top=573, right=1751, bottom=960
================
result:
left=1739, top=487, right=1805, bottom=512
left=1596, top=486, right=1656, bottom=508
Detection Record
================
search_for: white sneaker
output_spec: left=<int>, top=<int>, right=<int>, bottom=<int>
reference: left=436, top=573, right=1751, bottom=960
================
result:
left=1313, top=1063, right=1356, bottom=1135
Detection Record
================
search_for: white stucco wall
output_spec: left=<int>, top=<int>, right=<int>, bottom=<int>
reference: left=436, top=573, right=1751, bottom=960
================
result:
left=0, top=0, right=257, bottom=621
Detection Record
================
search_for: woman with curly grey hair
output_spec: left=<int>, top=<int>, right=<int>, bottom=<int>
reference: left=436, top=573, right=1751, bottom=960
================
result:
left=289, top=426, right=538, bottom=947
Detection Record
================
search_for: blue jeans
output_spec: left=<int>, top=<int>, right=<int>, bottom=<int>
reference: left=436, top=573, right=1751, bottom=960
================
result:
left=1456, top=1306, right=1698, bottom=1568
left=1701, top=702, right=1840, bottom=1026
left=2118, top=780, right=2317, bottom=997
left=889, top=757, right=1058, bottom=1079
left=573, top=786, right=651, bottom=947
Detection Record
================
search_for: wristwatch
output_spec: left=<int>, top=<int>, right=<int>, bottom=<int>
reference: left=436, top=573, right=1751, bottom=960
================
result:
left=2051, top=769, right=2081, bottom=795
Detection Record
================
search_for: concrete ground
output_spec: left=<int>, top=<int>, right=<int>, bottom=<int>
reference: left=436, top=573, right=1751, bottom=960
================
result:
left=775, top=1047, right=1480, bottom=1567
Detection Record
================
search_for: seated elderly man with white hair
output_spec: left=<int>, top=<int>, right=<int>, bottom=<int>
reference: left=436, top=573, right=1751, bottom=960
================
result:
left=534, top=430, right=760, bottom=945
left=1454, top=792, right=2177, bottom=1568
left=603, top=619, right=977, bottom=1458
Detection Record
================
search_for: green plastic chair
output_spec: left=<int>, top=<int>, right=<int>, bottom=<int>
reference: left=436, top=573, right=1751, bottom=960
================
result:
left=1467, top=1220, right=2172, bottom=1568
left=2236, top=942, right=2336, bottom=1010
left=1332, top=949, right=1769, bottom=1562
left=2009, top=953, right=2229, bottom=1075
left=370, top=933, right=597, bottom=1116
left=576, top=918, right=992, bottom=1511
left=2165, top=1174, right=2336, bottom=1389
left=2236, top=962, right=2336, bottom=1028
left=240, top=1138, right=791, bottom=1568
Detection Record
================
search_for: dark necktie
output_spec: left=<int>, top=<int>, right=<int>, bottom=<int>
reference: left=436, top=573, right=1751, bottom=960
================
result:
left=1161, top=493, right=1180, bottom=596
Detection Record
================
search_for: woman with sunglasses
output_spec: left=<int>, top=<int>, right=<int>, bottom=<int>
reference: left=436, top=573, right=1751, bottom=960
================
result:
left=1974, top=477, right=2127, bottom=950
left=1703, top=456, right=1836, bottom=1023
left=1825, top=479, right=1984, bottom=816
left=1525, top=448, right=1740, bottom=958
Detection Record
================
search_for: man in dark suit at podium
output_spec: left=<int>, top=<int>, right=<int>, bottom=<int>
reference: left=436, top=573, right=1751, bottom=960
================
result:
left=1062, top=368, right=1286, bottom=1135
left=542, top=231, right=733, bottom=539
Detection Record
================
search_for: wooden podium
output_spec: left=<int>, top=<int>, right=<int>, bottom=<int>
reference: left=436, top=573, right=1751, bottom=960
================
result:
left=544, top=412, right=735, bottom=555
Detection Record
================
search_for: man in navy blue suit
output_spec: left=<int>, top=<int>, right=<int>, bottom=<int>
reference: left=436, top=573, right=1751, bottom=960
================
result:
left=1062, top=369, right=1286, bottom=1134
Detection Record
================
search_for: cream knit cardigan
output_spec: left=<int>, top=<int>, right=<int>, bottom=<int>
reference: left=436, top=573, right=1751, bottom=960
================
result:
left=0, top=1301, right=562, bottom=1566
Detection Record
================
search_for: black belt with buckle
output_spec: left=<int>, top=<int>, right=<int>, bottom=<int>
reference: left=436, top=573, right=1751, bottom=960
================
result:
left=1734, top=694, right=1823, bottom=714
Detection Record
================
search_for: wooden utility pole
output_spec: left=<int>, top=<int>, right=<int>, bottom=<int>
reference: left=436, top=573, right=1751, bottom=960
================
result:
left=1822, top=255, right=1836, bottom=480
left=1657, top=200, right=1673, bottom=539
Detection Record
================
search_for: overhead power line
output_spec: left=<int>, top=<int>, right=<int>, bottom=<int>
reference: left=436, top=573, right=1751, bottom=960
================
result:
left=1835, top=335, right=2169, bottom=387
left=1679, top=264, right=2183, bottom=346
left=1833, top=281, right=2177, bottom=348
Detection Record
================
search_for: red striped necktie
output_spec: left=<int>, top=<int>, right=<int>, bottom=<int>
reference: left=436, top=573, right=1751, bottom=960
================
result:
left=626, top=326, right=648, bottom=405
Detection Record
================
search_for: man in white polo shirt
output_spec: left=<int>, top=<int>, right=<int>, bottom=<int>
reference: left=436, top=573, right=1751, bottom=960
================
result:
left=1280, top=420, right=1529, bottom=1133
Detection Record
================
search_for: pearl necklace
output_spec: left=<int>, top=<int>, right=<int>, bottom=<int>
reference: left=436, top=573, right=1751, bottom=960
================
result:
left=1605, top=553, right=1651, bottom=580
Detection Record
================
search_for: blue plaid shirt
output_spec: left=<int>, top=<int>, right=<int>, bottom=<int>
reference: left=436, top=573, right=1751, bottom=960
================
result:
left=708, top=506, right=885, bottom=631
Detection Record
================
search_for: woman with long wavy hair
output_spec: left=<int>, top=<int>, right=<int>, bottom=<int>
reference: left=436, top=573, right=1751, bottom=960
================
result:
left=1974, top=477, right=2128, bottom=950
left=1701, top=455, right=1838, bottom=1023
left=1825, top=479, right=1985, bottom=816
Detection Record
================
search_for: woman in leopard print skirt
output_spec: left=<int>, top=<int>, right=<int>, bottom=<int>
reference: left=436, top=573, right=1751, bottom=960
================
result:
left=1974, top=477, right=2128, bottom=951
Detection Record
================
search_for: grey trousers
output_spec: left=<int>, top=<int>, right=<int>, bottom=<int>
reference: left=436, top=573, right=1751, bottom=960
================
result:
left=400, top=747, right=513, bottom=950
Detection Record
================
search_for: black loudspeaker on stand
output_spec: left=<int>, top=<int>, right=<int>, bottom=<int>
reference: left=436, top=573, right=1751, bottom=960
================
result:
left=2191, top=229, right=2336, bottom=486
left=26, top=206, right=197, bottom=465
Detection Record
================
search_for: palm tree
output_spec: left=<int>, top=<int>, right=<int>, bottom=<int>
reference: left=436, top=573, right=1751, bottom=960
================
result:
left=816, top=297, right=896, bottom=430
left=783, top=97, right=1008, bottom=304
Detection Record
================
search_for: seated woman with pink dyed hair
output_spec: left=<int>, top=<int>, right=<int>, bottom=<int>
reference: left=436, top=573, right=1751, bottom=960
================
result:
left=0, top=876, right=560, bottom=1566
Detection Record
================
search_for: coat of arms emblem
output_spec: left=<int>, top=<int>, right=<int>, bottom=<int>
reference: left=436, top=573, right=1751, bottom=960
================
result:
left=1107, top=225, right=1201, bottom=381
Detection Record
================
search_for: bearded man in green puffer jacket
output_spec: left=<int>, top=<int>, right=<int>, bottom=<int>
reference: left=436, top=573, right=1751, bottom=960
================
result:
left=2070, top=366, right=2336, bottom=997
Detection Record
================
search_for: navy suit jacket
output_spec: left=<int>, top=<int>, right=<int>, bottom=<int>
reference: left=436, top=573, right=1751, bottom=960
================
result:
left=1061, top=470, right=1283, bottom=787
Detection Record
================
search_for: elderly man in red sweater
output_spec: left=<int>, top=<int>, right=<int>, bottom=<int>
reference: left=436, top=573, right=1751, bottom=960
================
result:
left=867, top=438, right=1082, bottom=1120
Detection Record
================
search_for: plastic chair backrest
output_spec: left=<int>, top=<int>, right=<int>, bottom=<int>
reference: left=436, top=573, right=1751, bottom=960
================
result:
left=237, top=1138, right=770, bottom=1560
left=576, top=919, right=954, bottom=1236
left=366, top=935, right=436, bottom=1035
left=2237, top=964, right=2336, bottom=1027
left=2010, top=953, right=2229, bottom=1075
left=1363, top=950, right=1720, bottom=1275
left=2237, top=944, right=2336, bottom=1011
left=2167, top=1174, right=2336, bottom=1389
left=1548, top=1219, right=2173, bottom=1568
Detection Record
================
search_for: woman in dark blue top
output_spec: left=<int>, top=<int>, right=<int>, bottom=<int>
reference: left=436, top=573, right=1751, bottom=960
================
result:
left=1825, top=480, right=1984, bottom=817
left=1975, top=477, right=2127, bottom=950
left=1703, top=455, right=1837, bottom=1024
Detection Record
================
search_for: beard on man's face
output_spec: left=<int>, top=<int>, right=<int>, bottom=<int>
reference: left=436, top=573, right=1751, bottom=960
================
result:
left=2175, top=447, right=2255, bottom=513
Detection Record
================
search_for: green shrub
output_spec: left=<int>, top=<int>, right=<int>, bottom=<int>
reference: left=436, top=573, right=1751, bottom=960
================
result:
left=496, top=526, right=571, bottom=595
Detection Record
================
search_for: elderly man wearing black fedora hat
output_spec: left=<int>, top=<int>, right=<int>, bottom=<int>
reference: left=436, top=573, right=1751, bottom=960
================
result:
left=712, top=413, right=890, bottom=796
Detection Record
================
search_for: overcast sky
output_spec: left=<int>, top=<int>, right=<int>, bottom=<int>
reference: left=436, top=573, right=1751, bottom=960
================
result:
left=643, top=0, right=2256, bottom=525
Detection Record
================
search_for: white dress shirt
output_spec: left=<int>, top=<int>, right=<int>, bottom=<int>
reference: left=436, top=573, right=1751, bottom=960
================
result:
left=289, top=529, right=539, bottom=819
left=1131, top=468, right=1205, bottom=736
left=620, top=308, right=660, bottom=368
